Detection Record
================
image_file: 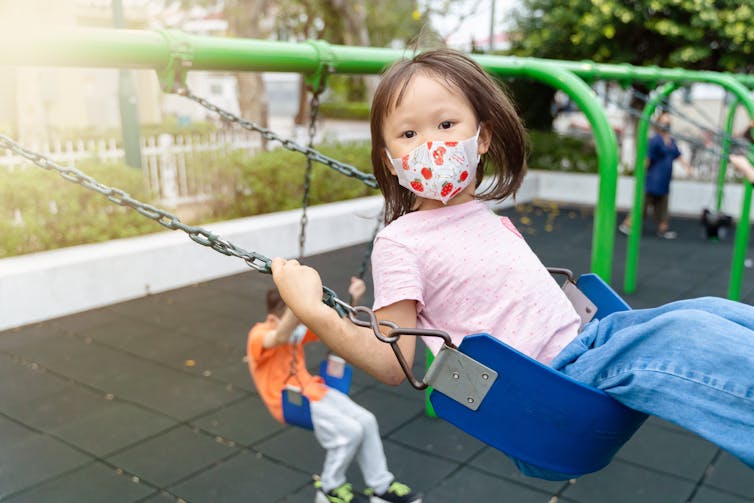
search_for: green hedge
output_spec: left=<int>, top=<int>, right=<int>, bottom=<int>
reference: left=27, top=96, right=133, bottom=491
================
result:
left=1, top=141, right=377, bottom=258
left=1, top=131, right=597, bottom=258
left=202, top=141, right=377, bottom=220
left=527, top=130, right=598, bottom=174
left=0, top=161, right=159, bottom=258
left=318, top=102, right=371, bottom=121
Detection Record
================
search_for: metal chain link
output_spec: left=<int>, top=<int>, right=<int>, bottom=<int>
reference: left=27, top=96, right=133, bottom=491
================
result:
left=330, top=297, right=455, bottom=389
left=607, top=93, right=731, bottom=161
left=299, top=89, right=321, bottom=259
left=0, top=133, right=426, bottom=387
left=629, top=88, right=752, bottom=153
left=180, top=89, right=378, bottom=189
left=0, top=134, right=273, bottom=272
left=355, top=208, right=383, bottom=282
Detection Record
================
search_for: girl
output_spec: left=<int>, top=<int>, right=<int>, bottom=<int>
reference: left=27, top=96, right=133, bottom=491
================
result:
left=271, top=48, right=754, bottom=477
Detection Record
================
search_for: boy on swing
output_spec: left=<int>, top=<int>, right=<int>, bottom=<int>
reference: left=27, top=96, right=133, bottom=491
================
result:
left=247, top=278, right=422, bottom=503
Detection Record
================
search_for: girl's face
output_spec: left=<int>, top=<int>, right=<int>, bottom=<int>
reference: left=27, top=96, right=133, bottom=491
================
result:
left=381, top=73, right=490, bottom=209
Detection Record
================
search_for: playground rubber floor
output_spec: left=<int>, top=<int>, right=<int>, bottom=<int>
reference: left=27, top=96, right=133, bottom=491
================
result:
left=1, top=201, right=753, bottom=503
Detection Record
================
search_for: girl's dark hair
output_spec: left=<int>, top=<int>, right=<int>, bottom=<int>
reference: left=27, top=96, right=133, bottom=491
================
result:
left=370, top=49, right=528, bottom=224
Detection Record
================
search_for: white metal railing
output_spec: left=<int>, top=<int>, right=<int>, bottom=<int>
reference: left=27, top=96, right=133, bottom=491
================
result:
left=0, top=130, right=261, bottom=205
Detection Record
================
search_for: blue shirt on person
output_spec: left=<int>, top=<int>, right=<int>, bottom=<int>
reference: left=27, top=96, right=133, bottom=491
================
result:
left=645, top=133, right=681, bottom=196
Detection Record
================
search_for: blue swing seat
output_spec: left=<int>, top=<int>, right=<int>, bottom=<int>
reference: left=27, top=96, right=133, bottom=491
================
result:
left=282, top=385, right=314, bottom=430
left=282, top=355, right=353, bottom=430
left=428, top=273, right=647, bottom=479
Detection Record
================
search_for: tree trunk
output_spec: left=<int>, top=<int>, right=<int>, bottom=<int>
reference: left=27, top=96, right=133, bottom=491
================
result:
left=228, top=0, right=270, bottom=148
left=327, top=0, right=378, bottom=100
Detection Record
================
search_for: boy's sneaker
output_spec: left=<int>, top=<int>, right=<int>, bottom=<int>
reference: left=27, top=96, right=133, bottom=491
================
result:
left=364, top=480, right=423, bottom=503
left=657, top=230, right=678, bottom=239
left=314, top=480, right=370, bottom=503
left=618, top=223, right=631, bottom=236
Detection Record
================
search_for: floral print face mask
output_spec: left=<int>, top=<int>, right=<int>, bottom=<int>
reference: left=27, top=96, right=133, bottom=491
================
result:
left=386, top=128, right=481, bottom=204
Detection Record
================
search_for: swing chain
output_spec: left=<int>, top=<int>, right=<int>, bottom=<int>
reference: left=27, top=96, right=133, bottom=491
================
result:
left=326, top=295, right=455, bottom=390
left=299, top=86, right=323, bottom=259
left=0, top=134, right=272, bottom=273
left=179, top=90, right=378, bottom=189
left=355, top=208, right=383, bottom=282
left=2, top=135, right=431, bottom=387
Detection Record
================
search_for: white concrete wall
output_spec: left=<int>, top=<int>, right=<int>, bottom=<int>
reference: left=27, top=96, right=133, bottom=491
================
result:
left=0, top=196, right=384, bottom=331
left=533, top=171, right=748, bottom=217
left=2, top=171, right=748, bottom=331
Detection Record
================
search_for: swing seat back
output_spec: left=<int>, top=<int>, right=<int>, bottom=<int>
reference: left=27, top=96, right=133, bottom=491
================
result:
left=576, top=273, right=631, bottom=320
left=429, top=273, right=647, bottom=478
left=282, top=385, right=314, bottom=430
left=283, top=357, right=353, bottom=430
left=319, top=355, right=353, bottom=394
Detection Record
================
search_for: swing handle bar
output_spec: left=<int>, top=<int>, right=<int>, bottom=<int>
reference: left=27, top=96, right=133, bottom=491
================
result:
left=326, top=292, right=455, bottom=390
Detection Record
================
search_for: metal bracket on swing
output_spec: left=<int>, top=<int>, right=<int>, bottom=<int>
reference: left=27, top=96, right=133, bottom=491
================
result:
left=424, top=345, right=498, bottom=412
left=304, top=39, right=336, bottom=93
left=156, top=29, right=194, bottom=94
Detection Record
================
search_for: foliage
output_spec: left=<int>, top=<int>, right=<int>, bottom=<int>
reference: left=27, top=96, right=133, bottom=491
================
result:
left=2, top=132, right=602, bottom=258
left=272, top=0, right=426, bottom=46
left=0, top=161, right=158, bottom=258
left=318, top=101, right=371, bottom=120
left=363, top=0, right=428, bottom=48
left=511, top=0, right=754, bottom=71
left=208, top=141, right=377, bottom=219
left=526, top=130, right=598, bottom=174
left=504, top=79, right=557, bottom=132
left=1, top=141, right=377, bottom=258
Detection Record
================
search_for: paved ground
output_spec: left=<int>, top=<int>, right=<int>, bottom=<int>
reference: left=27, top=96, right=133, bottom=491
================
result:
left=1, top=201, right=753, bottom=503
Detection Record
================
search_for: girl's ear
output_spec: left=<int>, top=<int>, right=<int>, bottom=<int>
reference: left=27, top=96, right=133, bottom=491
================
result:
left=383, top=149, right=397, bottom=176
left=478, top=122, right=492, bottom=155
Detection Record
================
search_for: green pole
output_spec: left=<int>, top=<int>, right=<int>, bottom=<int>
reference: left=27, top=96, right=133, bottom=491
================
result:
left=725, top=89, right=754, bottom=301
left=624, top=83, right=679, bottom=294
left=717, top=98, right=739, bottom=211
left=475, top=57, right=619, bottom=281
left=113, top=0, right=142, bottom=169
left=5, top=28, right=754, bottom=290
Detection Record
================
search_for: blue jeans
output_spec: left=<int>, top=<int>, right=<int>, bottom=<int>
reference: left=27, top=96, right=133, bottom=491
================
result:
left=517, top=297, right=754, bottom=479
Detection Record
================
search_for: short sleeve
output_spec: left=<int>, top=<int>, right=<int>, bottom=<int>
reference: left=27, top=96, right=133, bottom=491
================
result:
left=672, top=141, right=681, bottom=159
left=302, top=329, right=319, bottom=345
left=371, top=236, right=424, bottom=312
left=247, top=323, right=271, bottom=364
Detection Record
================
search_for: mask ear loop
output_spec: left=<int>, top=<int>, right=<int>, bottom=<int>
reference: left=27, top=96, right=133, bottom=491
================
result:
left=471, top=125, right=483, bottom=166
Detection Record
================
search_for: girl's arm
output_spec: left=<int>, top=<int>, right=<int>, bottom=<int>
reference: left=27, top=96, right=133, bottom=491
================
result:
left=730, top=154, right=754, bottom=184
left=271, top=257, right=417, bottom=385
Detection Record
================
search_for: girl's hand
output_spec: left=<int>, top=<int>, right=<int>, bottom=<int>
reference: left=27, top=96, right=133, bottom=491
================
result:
left=270, top=258, right=325, bottom=321
left=347, top=277, right=367, bottom=305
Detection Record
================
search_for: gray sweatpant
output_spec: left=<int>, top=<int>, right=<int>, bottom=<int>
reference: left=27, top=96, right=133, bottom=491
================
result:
left=310, top=388, right=394, bottom=493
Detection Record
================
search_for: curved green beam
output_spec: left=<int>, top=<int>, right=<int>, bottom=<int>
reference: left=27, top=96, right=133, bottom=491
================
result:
left=6, top=28, right=754, bottom=291
left=1, top=29, right=621, bottom=282
left=475, top=57, right=619, bottom=281
left=682, top=74, right=754, bottom=301
left=624, top=83, right=680, bottom=294
left=717, top=98, right=738, bottom=211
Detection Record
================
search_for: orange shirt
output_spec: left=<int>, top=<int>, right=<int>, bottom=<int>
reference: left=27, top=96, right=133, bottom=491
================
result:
left=247, top=315, right=329, bottom=424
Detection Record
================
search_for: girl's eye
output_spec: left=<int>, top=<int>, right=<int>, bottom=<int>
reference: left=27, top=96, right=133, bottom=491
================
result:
left=402, top=131, right=416, bottom=139
left=439, top=121, right=453, bottom=130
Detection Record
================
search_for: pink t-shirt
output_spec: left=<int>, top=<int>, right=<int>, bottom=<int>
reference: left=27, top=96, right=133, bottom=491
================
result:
left=372, top=200, right=580, bottom=364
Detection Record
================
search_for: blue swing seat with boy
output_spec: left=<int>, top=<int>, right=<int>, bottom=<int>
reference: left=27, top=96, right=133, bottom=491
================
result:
left=426, top=272, right=648, bottom=479
left=282, top=354, right=353, bottom=430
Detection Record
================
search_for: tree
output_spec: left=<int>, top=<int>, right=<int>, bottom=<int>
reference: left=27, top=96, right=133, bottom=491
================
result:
left=274, top=0, right=427, bottom=124
left=225, top=0, right=272, bottom=143
left=508, top=0, right=754, bottom=130
left=512, top=0, right=754, bottom=70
